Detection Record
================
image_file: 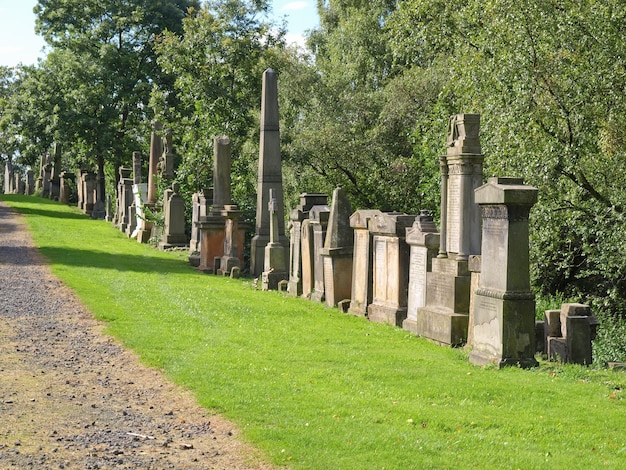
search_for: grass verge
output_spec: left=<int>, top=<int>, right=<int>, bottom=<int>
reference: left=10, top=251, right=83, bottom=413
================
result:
left=3, top=194, right=626, bottom=469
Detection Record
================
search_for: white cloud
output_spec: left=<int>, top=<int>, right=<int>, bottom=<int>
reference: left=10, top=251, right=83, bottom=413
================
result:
left=281, top=1, right=309, bottom=12
left=284, top=32, right=306, bottom=48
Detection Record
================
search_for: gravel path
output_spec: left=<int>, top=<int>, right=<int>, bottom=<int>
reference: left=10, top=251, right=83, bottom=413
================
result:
left=0, top=201, right=276, bottom=470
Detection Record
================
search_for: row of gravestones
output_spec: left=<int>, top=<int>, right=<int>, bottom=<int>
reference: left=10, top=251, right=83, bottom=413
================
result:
left=251, top=111, right=598, bottom=368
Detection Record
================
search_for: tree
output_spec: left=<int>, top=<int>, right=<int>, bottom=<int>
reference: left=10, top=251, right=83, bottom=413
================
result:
left=387, top=0, right=626, bottom=315
left=153, top=0, right=285, bottom=215
left=33, top=0, right=200, bottom=192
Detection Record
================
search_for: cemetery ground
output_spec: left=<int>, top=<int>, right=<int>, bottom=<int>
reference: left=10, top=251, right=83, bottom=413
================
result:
left=1, top=195, right=625, bottom=469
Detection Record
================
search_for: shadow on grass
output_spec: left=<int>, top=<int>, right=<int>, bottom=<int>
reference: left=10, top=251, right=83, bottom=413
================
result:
left=1, top=195, right=88, bottom=220
left=33, top=246, right=198, bottom=275
left=10, top=206, right=90, bottom=220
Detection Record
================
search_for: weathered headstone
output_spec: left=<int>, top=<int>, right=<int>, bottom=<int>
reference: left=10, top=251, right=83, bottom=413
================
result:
left=147, top=121, right=162, bottom=205
left=403, top=211, right=440, bottom=334
left=367, top=212, right=415, bottom=326
left=348, top=209, right=382, bottom=317
left=158, top=182, right=187, bottom=250
left=159, top=128, right=175, bottom=180
left=417, top=114, right=484, bottom=346
left=105, top=194, right=113, bottom=222
left=546, top=303, right=598, bottom=365
left=287, top=193, right=329, bottom=297
left=262, top=189, right=289, bottom=290
left=130, top=182, right=149, bottom=241
left=14, top=172, right=25, bottom=195
left=469, top=177, right=538, bottom=367
left=320, top=188, right=354, bottom=308
left=300, top=218, right=315, bottom=299
left=250, top=68, right=289, bottom=277
left=77, top=170, right=86, bottom=211
left=189, top=189, right=212, bottom=267
left=3, top=160, right=13, bottom=194
left=42, top=153, right=52, bottom=198
left=59, top=171, right=75, bottom=204
left=25, top=169, right=35, bottom=196
left=219, top=207, right=242, bottom=276
left=83, top=171, right=97, bottom=215
left=91, top=168, right=107, bottom=220
left=197, top=136, right=250, bottom=273
left=48, top=143, right=62, bottom=200
left=116, top=167, right=133, bottom=232
left=196, top=136, right=230, bottom=273
left=125, top=152, right=142, bottom=237
left=309, top=204, right=331, bottom=303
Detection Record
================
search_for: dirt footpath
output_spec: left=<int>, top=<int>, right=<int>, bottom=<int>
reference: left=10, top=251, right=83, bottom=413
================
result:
left=0, top=201, right=276, bottom=470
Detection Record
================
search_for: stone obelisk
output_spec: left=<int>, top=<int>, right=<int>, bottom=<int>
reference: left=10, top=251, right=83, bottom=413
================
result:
left=250, top=68, right=288, bottom=277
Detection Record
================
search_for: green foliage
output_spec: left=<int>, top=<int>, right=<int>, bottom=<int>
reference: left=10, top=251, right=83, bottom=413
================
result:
left=5, top=195, right=626, bottom=469
left=152, top=0, right=284, bottom=220
left=594, top=314, right=626, bottom=365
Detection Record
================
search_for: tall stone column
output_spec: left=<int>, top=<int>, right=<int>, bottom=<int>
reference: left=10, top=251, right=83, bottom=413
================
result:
left=416, top=113, right=484, bottom=346
left=469, top=177, right=538, bottom=368
left=213, top=135, right=231, bottom=211
left=250, top=68, right=288, bottom=277
left=147, top=121, right=162, bottom=205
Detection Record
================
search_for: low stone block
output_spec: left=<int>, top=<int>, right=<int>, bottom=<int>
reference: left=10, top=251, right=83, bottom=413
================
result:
left=416, top=308, right=468, bottom=346
left=566, top=316, right=592, bottom=365
left=367, top=304, right=408, bottom=328
left=560, top=303, right=591, bottom=337
left=544, top=310, right=561, bottom=337
left=535, top=320, right=545, bottom=354
left=547, top=337, right=568, bottom=362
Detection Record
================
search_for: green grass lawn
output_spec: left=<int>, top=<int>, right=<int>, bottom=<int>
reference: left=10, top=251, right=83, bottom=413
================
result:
left=3, top=194, right=626, bottom=469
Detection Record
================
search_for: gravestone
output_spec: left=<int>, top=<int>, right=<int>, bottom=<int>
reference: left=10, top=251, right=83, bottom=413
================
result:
left=42, top=153, right=52, bottom=198
left=219, top=207, right=242, bottom=276
left=320, top=188, right=354, bottom=308
left=189, top=189, right=212, bottom=266
left=147, top=121, right=162, bottom=205
left=262, top=188, right=289, bottom=290
left=130, top=182, right=149, bottom=241
left=3, top=160, right=13, bottom=194
left=197, top=136, right=229, bottom=273
left=250, top=68, right=289, bottom=277
left=59, top=171, right=75, bottom=204
left=105, top=194, right=113, bottom=222
left=91, top=169, right=107, bottom=219
left=348, top=209, right=382, bottom=317
left=300, top=219, right=315, bottom=299
left=469, top=177, right=538, bottom=368
left=545, top=303, right=598, bottom=365
left=116, top=167, right=133, bottom=232
left=417, top=114, right=484, bottom=346
left=25, top=170, right=35, bottom=195
left=159, top=128, right=175, bottom=180
left=158, top=182, right=187, bottom=250
left=83, top=171, right=97, bottom=215
left=14, top=173, right=25, bottom=194
left=367, top=212, right=415, bottom=326
left=309, top=204, right=331, bottom=302
left=77, top=170, right=86, bottom=211
left=403, top=211, right=440, bottom=334
left=287, top=193, right=329, bottom=297
left=48, top=143, right=62, bottom=200
left=197, top=136, right=249, bottom=273
left=125, top=152, right=142, bottom=237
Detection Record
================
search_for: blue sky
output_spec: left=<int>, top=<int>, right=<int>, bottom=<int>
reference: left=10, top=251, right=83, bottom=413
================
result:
left=0, top=1, right=320, bottom=68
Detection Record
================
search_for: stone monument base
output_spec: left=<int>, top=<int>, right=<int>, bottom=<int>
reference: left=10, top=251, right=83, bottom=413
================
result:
left=262, top=270, right=288, bottom=291
left=402, top=317, right=418, bottom=334
left=416, top=307, right=468, bottom=346
left=368, top=304, right=407, bottom=327
left=347, top=302, right=368, bottom=317
left=310, top=290, right=325, bottom=303
left=188, top=251, right=200, bottom=267
left=287, top=279, right=302, bottom=297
